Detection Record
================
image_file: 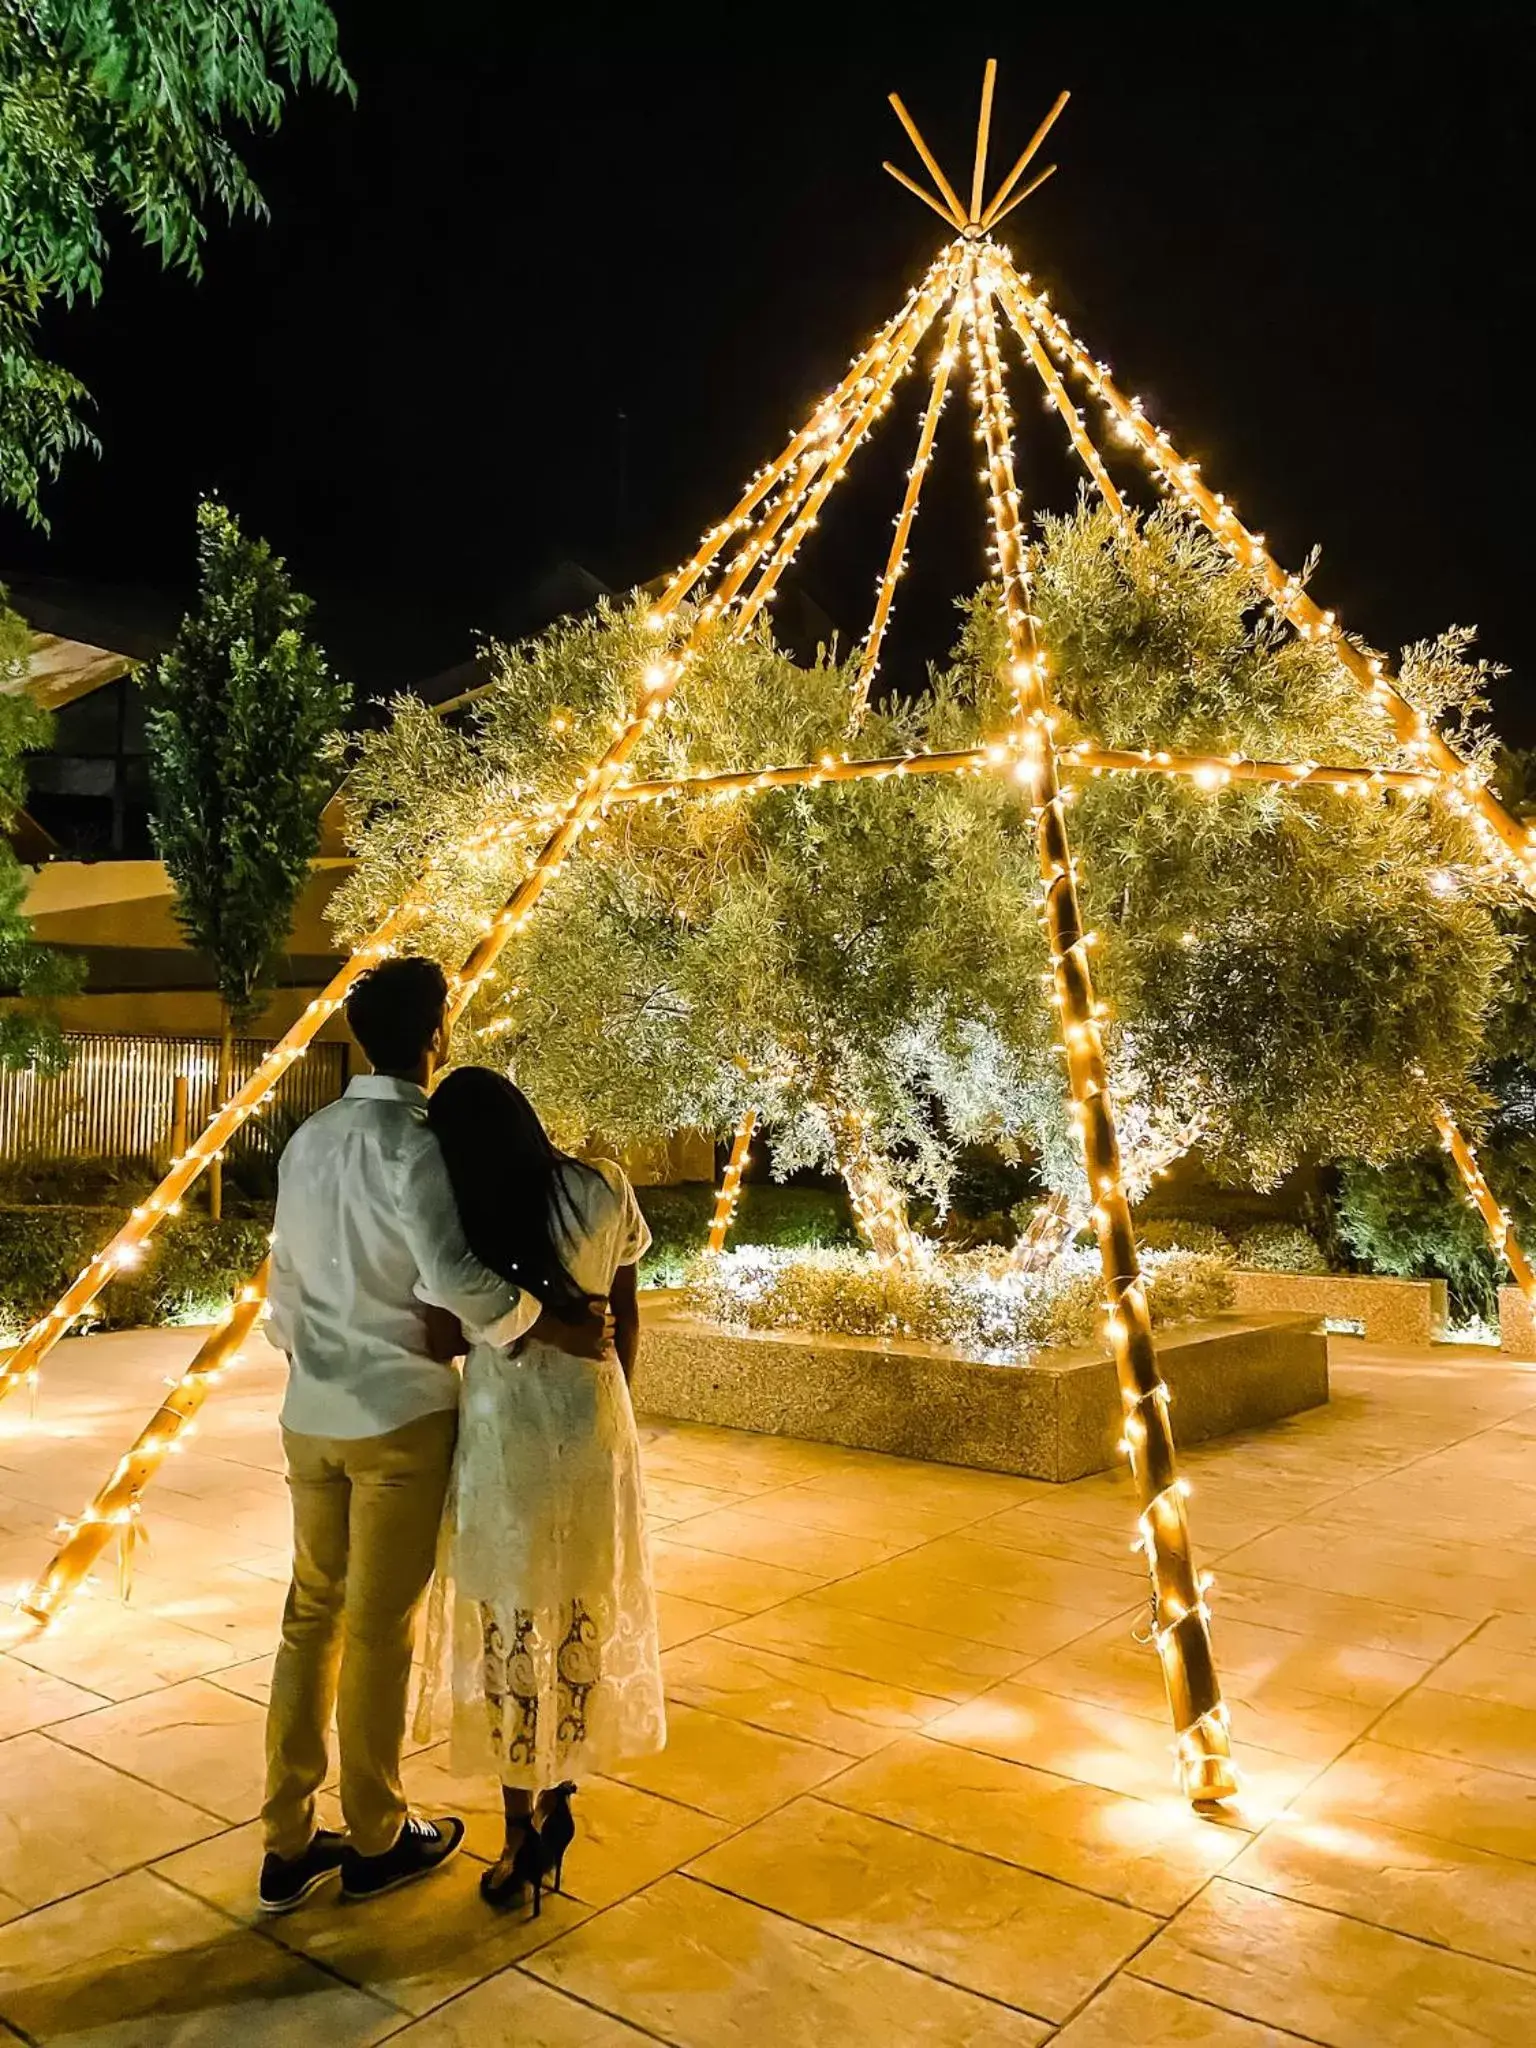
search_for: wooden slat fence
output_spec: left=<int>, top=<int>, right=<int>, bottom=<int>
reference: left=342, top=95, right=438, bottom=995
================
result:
left=0, top=1034, right=347, bottom=1169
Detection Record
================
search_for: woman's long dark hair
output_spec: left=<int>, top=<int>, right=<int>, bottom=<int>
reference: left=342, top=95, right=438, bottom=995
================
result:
left=428, top=1067, right=596, bottom=1320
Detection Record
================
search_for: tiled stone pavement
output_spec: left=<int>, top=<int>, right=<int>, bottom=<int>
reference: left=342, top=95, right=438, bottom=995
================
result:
left=2, top=1328, right=1536, bottom=2042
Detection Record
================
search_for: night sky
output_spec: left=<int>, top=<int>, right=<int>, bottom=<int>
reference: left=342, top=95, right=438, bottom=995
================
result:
left=4, top=3, right=1532, bottom=734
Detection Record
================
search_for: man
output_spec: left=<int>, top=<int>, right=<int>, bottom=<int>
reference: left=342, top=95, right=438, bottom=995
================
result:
left=258, top=955, right=609, bottom=1912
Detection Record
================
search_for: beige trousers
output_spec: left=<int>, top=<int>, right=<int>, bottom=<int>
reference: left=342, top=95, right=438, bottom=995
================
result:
left=262, top=1408, right=457, bottom=1859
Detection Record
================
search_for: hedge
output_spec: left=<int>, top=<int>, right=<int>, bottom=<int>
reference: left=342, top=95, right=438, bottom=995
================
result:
left=637, top=1182, right=854, bottom=1288
left=0, top=1206, right=271, bottom=1343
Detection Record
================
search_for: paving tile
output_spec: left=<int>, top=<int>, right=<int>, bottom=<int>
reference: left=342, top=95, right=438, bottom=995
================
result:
left=897, top=1532, right=1149, bottom=1619
left=1230, top=1808, right=1536, bottom=1974
left=388, top=1967, right=654, bottom=2044
left=654, top=1592, right=738, bottom=1649
left=1207, top=1573, right=1478, bottom=1661
left=822, top=1733, right=1251, bottom=1916
left=49, top=1676, right=267, bottom=1823
left=1024, top=1613, right=1428, bottom=1763
left=1475, top=1611, right=1536, bottom=1656
left=789, top=1461, right=1046, bottom=1518
left=723, top=1595, right=1025, bottom=1703
left=649, top=1537, right=827, bottom=1612
left=971, top=1500, right=1159, bottom=1574
left=808, top=1557, right=1104, bottom=1659
left=401, top=1745, right=732, bottom=1905
left=0, top=1866, right=397, bottom=2044
left=1421, top=1632, right=1536, bottom=1709
left=1367, top=1684, right=1536, bottom=1781
left=0, top=1653, right=104, bottom=1740
left=659, top=1505, right=900, bottom=1577
left=1051, top=1976, right=1310, bottom=2045
left=641, top=1431, right=854, bottom=1494
left=691, top=1795, right=1154, bottom=2022
left=662, top=1633, right=942, bottom=1755
left=611, top=1701, right=850, bottom=1822
left=1132, top=1876, right=1536, bottom=2046
left=7, top=1597, right=237, bottom=1700
left=0, top=1731, right=216, bottom=1923
left=136, top=1562, right=290, bottom=1658
left=640, top=1478, right=746, bottom=1524
left=754, top=1481, right=1007, bottom=1547
left=1295, top=1738, right=1536, bottom=1863
left=1219, top=1519, right=1536, bottom=1619
left=205, top=1651, right=274, bottom=1705
left=525, top=1871, right=1050, bottom=2045
left=265, top=1849, right=590, bottom=2015
left=928, top=1679, right=1317, bottom=1812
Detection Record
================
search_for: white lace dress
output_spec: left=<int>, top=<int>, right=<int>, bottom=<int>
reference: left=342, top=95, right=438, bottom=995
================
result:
left=415, top=1158, right=665, bottom=1791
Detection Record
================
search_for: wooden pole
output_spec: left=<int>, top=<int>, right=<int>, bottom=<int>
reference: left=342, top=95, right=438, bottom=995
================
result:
left=882, top=162, right=965, bottom=231
left=980, top=91, right=1070, bottom=229
left=888, top=93, right=968, bottom=226
left=850, top=292, right=967, bottom=726
left=985, top=164, right=1057, bottom=228
left=996, top=277, right=1129, bottom=524
left=1436, top=1110, right=1536, bottom=1306
left=655, top=254, right=955, bottom=618
left=708, top=1107, right=758, bottom=1253
left=719, top=278, right=951, bottom=654
left=0, top=914, right=412, bottom=1410
left=22, top=264, right=955, bottom=1627
left=0, top=253, right=956, bottom=1424
left=19, top=1269, right=271, bottom=1625
left=451, top=259, right=951, bottom=1017
left=997, top=256, right=1536, bottom=897
left=969, top=59, right=998, bottom=223
left=967, top=259, right=1236, bottom=1806
left=607, top=744, right=1440, bottom=809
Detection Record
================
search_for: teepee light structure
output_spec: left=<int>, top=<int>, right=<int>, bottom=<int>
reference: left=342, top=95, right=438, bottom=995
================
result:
left=8, top=63, right=1533, bottom=1809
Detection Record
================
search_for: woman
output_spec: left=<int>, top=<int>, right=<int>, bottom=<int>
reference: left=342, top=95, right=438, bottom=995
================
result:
left=414, top=1067, right=665, bottom=1911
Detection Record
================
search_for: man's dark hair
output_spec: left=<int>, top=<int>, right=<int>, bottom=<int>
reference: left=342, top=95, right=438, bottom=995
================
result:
left=345, top=956, right=450, bottom=1075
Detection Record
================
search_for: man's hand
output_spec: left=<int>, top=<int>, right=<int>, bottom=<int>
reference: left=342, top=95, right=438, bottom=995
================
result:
left=423, top=1305, right=467, bottom=1363
left=531, top=1296, right=615, bottom=1362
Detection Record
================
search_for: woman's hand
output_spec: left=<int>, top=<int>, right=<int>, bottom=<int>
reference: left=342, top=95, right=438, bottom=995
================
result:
left=531, top=1296, right=615, bottom=1361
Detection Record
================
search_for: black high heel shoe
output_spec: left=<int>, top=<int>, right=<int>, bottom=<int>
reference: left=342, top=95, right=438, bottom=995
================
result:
left=539, top=1782, right=578, bottom=1895
left=479, top=1818, right=545, bottom=1913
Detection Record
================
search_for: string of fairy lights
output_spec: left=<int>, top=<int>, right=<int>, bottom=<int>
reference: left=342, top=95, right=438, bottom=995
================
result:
left=849, top=292, right=967, bottom=728
left=10, top=67, right=1529, bottom=1809
left=707, top=1108, right=758, bottom=1253
left=966, top=248, right=1236, bottom=1801
left=984, top=256, right=1536, bottom=1313
left=16, top=251, right=961, bottom=1631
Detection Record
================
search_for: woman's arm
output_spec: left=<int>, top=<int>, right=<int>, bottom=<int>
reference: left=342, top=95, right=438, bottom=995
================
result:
left=611, top=1263, right=641, bottom=1383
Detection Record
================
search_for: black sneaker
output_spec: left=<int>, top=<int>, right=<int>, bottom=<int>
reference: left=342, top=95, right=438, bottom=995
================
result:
left=340, top=1813, right=466, bottom=1902
left=258, top=1829, right=348, bottom=1914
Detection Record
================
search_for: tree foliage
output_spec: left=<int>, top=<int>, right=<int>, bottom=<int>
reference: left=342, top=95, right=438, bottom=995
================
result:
left=335, top=502, right=1512, bottom=1251
left=0, top=578, right=81, bottom=1070
left=142, top=499, right=348, bottom=1026
left=0, top=0, right=350, bottom=524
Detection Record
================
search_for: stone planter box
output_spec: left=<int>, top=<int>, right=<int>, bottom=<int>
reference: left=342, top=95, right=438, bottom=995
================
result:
left=1228, top=1270, right=1447, bottom=1346
left=632, top=1302, right=1328, bottom=1483
left=1499, top=1285, right=1536, bottom=1357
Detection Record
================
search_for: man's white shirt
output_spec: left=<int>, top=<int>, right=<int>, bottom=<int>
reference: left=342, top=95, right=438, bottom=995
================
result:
left=268, top=1074, right=538, bottom=1439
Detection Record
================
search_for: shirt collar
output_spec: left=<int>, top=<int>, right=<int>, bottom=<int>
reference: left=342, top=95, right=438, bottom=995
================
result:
left=346, top=1074, right=430, bottom=1106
